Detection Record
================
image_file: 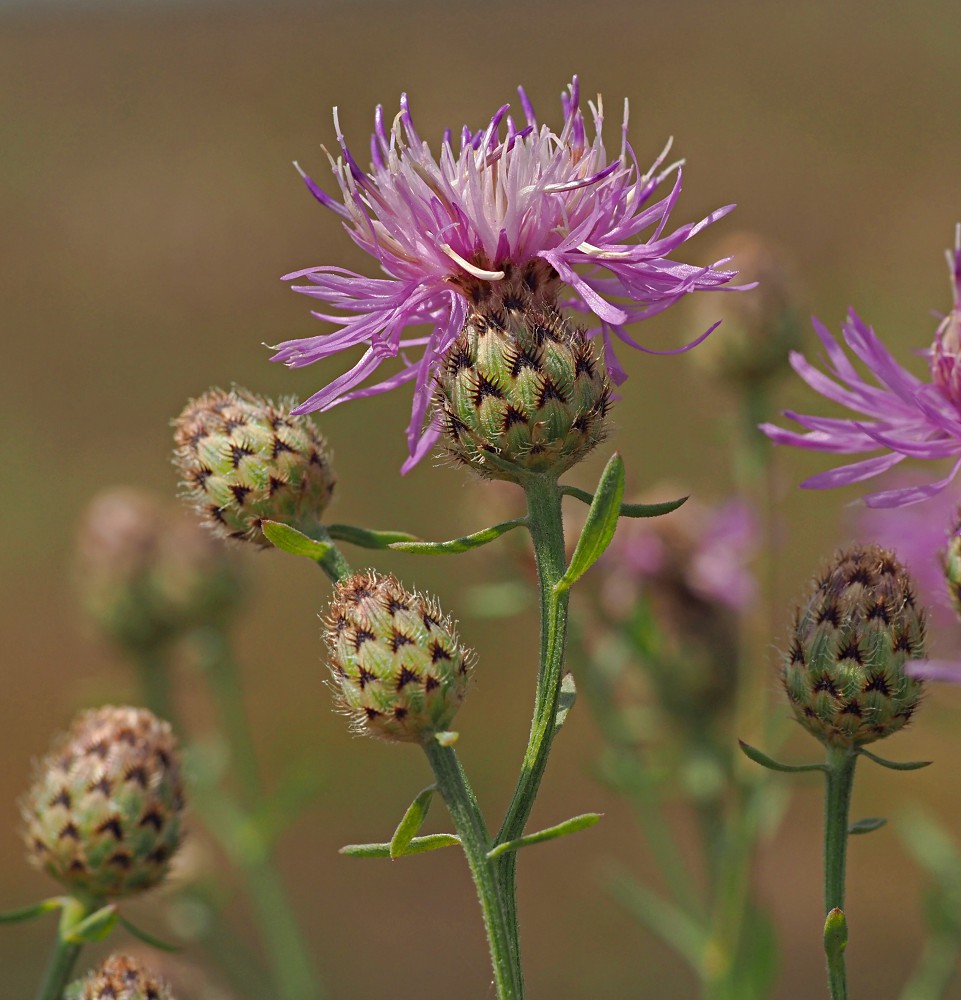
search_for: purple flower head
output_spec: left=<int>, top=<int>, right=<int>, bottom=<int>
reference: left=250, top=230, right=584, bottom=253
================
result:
left=272, top=78, right=739, bottom=470
left=762, top=228, right=961, bottom=507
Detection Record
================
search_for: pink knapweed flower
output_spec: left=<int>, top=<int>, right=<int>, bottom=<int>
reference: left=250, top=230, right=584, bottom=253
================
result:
left=762, top=230, right=961, bottom=507
left=272, top=77, right=738, bottom=470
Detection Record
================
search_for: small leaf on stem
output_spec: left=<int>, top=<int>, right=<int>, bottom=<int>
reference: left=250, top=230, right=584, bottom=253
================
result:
left=63, top=903, right=118, bottom=944
left=0, top=897, right=64, bottom=924
left=261, top=520, right=332, bottom=560
left=555, top=453, right=625, bottom=593
left=487, top=813, right=601, bottom=859
left=859, top=748, right=932, bottom=771
left=848, top=817, right=887, bottom=835
left=389, top=518, right=527, bottom=555
left=738, top=740, right=826, bottom=773
left=562, top=485, right=688, bottom=519
left=554, top=673, right=577, bottom=731
left=390, top=785, right=437, bottom=859
left=340, top=834, right=461, bottom=858
left=117, top=914, right=181, bottom=952
left=327, top=524, right=419, bottom=548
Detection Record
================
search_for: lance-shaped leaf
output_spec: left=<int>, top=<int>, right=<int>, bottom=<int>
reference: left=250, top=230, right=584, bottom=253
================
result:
left=824, top=907, right=848, bottom=959
left=554, top=673, right=577, bottom=732
left=859, top=748, right=933, bottom=771
left=63, top=904, right=118, bottom=944
left=562, top=486, right=688, bottom=519
left=389, top=518, right=527, bottom=555
left=340, top=834, right=461, bottom=858
left=555, top=453, right=625, bottom=594
left=0, top=897, right=63, bottom=924
left=326, top=524, right=419, bottom=548
left=738, top=740, right=826, bottom=773
left=849, top=817, right=887, bottom=835
left=261, top=520, right=332, bottom=560
left=118, top=914, right=181, bottom=952
left=487, top=813, right=601, bottom=859
left=390, top=785, right=436, bottom=859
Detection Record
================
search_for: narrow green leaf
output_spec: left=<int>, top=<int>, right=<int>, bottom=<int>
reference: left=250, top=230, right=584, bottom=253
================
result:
left=849, top=817, right=887, bottom=835
left=390, top=785, right=436, bottom=859
left=555, top=453, right=625, bottom=593
left=606, top=869, right=707, bottom=971
left=554, top=673, right=576, bottom=731
left=389, top=518, right=527, bottom=555
left=64, top=904, right=118, bottom=944
left=261, top=520, right=332, bottom=560
left=860, top=748, right=932, bottom=771
left=738, top=740, right=826, bottom=774
left=487, top=813, right=601, bottom=859
left=117, top=914, right=181, bottom=952
left=326, top=524, right=419, bottom=548
left=0, top=897, right=63, bottom=924
left=340, top=834, right=461, bottom=858
left=562, top=485, right=688, bottom=519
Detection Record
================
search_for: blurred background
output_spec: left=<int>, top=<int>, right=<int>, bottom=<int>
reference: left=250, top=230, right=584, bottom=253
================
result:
left=3, top=0, right=961, bottom=996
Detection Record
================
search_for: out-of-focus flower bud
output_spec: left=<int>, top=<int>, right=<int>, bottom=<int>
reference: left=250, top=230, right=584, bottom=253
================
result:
left=74, top=954, right=174, bottom=1000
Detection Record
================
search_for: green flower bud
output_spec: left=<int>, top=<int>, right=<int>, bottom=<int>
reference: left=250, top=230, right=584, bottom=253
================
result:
left=434, top=261, right=611, bottom=481
left=74, top=955, right=174, bottom=1000
left=173, top=387, right=335, bottom=547
left=23, top=707, right=184, bottom=898
left=75, top=488, right=244, bottom=650
left=941, top=517, right=961, bottom=620
left=325, top=571, right=473, bottom=743
left=689, top=231, right=802, bottom=389
left=782, top=544, right=925, bottom=748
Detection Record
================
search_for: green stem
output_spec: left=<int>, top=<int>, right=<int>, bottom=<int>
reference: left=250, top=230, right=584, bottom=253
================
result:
left=35, top=897, right=95, bottom=1000
left=494, top=473, right=569, bottom=957
left=132, top=643, right=179, bottom=730
left=305, top=524, right=354, bottom=583
left=823, top=746, right=857, bottom=1000
left=192, top=627, right=323, bottom=1000
left=424, top=739, right=523, bottom=1000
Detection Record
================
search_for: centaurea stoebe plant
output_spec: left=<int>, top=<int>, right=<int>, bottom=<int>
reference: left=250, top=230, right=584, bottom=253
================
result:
left=762, top=229, right=961, bottom=507
left=272, top=76, right=739, bottom=470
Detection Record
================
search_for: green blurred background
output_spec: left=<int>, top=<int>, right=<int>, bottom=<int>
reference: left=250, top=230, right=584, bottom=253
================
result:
left=3, top=0, right=961, bottom=996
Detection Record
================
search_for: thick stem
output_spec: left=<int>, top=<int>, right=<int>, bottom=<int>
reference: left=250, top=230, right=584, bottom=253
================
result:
left=35, top=897, right=96, bottom=1000
left=823, top=746, right=858, bottom=1000
left=424, top=739, right=524, bottom=1000
left=303, top=524, right=353, bottom=584
left=494, top=473, right=569, bottom=958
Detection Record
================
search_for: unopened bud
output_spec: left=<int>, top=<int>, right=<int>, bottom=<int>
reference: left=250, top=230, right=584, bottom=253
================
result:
left=75, top=955, right=174, bottom=1000
left=325, top=571, right=473, bottom=742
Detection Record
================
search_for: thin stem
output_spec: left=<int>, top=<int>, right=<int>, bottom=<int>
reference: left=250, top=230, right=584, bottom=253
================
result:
left=192, top=627, right=323, bottom=1000
left=132, top=643, right=179, bottom=730
left=494, top=473, right=569, bottom=960
left=823, top=746, right=858, bottom=1000
left=424, top=739, right=523, bottom=1000
left=304, top=524, right=354, bottom=583
left=35, top=897, right=95, bottom=1000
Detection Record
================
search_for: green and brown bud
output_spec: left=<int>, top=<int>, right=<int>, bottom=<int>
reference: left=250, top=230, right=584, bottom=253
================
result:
left=941, top=515, right=961, bottom=620
left=173, top=387, right=335, bottom=547
left=435, top=261, right=612, bottom=481
left=325, top=571, right=473, bottom=743
left=782, top=544, right=925, bottom=748
left=75, top=488, right=244, bottom=650
left=23, top=707, right=184, bottom=898
left=74, top=955, right=174, bottom=1000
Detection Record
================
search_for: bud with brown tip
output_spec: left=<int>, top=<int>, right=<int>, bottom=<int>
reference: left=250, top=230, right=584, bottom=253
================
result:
left=23, top=707, right=184, bottom=898
left=74, top=954, right=174, bottom=1000
left=325, top=572, right=473, bottom=742
left=173, top=387, right=335, bottom=547
left=781, top=544, right=925, bottom=747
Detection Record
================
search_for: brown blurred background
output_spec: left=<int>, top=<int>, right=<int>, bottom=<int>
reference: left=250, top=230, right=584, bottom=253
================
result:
left=2, top=1, right=961, bottom=996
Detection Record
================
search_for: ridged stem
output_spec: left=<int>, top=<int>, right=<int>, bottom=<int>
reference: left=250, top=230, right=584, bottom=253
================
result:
left=424, top=739, right=524, bottom=1000
left=823, top=745, right=857, bottom=1000
left=494, top=473, right=569, bottom=961
left=192, top=626, right=323, bottom=1000
left=35, top=896, right=96, bottom=1000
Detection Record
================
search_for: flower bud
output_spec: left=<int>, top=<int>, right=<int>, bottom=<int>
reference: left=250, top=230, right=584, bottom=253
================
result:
left=75, top=955, right=174, bottom=1000
left=689, top=231, right=801, bottom=389
left=325, top=571, right=473, bottom=742
left=23, top=707, right=184, bottom=898
left=941, top=513, right=961, bottom=621
left=782, top=544, right=925, bottom=747
left=75, top=488, right=244, bottom=650
left=173, top=387, right=335, bottom=547
left=434, top=262, right=611, bottom=480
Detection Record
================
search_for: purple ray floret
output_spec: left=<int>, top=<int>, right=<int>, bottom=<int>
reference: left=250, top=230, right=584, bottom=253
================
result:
left=271, top=77, right=739, bottom=469
left=762, top=229, right=961, bottom=507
